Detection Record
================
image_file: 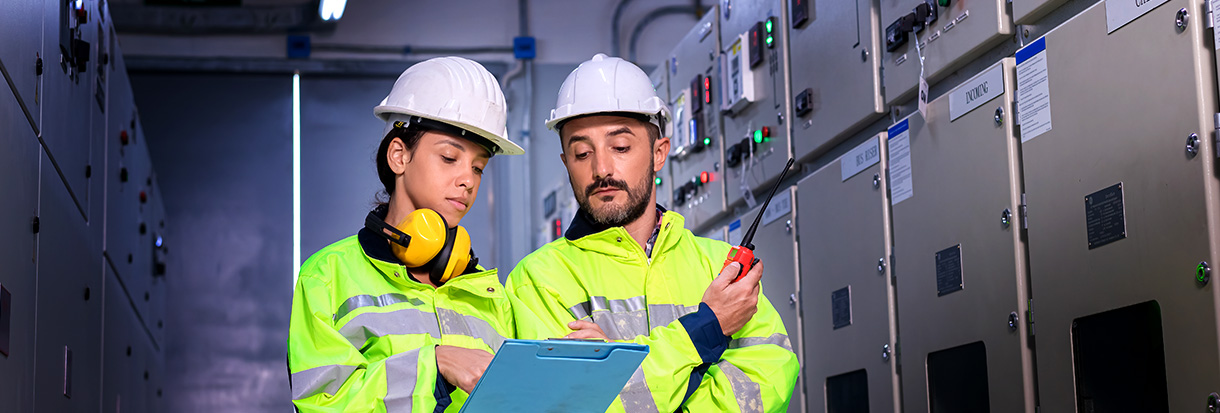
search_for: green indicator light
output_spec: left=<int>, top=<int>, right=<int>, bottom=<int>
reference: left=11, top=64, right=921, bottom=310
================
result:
left=703, top=137, right=712, bottom=146
left=655, top=177, right=663, bottom=186
left=765, top=20, right=773, bottom=32
left=766, top=36, right=773, bottom=46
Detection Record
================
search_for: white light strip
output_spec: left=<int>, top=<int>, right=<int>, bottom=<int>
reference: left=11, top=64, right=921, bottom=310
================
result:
left=293, top=72, right=302, bottom=288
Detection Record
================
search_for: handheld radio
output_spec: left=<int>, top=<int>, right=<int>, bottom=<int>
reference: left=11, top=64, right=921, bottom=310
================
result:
left=724, top=158, right=795, bottom=282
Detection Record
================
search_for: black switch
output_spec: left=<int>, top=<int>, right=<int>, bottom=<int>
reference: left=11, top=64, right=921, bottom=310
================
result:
left=795, top=88, right=813, bottom=116
left=913, top=3, right=930, bottom=32
left=726, top=142, right=743, bottom=168
left=886, top=14, right=915, bottom=52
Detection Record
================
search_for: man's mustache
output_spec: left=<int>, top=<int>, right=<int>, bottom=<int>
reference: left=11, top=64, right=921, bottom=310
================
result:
left=585, top=176, right=629, bottom=197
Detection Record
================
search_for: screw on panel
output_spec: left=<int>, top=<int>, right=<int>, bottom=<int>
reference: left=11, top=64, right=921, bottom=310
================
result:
left=789, top=293, right=797, bottom=307
left=861, top=49, right=869, bottom=62
left=1187, top=133, right=1201, bottom=158
left=1176, top=8, right=1190, bottom=31
left=882, top=344, right=891, bottom=362
left=995, top=107, right=1004, bottom=126
left=1198, top=261, right=1211, bottom=285
left=873, top=173, right=881, bottom=189
left=1008, top=312, right=1019, bottom=331
left=1001, top=208, right=1012, bottom=228
left=785, top=219, right=793, bottom=234
left=1207, top=392, right=1219, bottom=413
left=777, top=112, right=785, bottom=125
left=878, top=258, right=887, bottom=274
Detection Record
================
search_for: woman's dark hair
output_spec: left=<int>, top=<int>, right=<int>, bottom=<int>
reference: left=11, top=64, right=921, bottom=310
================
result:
left=375, top=122, right=426, bottom=203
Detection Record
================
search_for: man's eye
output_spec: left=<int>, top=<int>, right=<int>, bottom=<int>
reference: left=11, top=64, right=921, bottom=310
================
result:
left=575, top=152, right=591, bottom=160
left=614, top=146, right=629, bottom=153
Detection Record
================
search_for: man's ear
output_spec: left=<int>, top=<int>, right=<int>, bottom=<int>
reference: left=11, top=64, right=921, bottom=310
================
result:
left=654, top=136, right=670, bottom=173
left=387, top=137, right=409, bottom=174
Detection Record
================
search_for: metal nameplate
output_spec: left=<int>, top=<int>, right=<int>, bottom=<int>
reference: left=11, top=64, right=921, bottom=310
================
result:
left=1085, top=183, right=1127, bottom=249
left=832, top=286, right=852, bottom=329
left=936, top=244, right=964, bottom=296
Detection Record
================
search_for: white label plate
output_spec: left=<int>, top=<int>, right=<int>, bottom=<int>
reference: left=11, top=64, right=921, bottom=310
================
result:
left=1105, top=0, right=1170, bottom=33
left=842, top=137, right=881, bottom=181
left=761, top=189, right=792, bottom=227
left=950, top=63, right=1005, bottom=121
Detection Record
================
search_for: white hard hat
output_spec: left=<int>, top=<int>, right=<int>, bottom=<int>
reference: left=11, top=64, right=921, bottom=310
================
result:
left=546, top=54, right=672, bottom=137
left=375, top=56, right=524, bottom=156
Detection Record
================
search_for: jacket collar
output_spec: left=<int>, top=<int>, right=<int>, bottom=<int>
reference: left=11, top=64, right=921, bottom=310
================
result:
left=359, top=204, right=405, bottom=266
left=564, top=204, right=670, bottom=240
left=563, top=204, right=687, bottom=259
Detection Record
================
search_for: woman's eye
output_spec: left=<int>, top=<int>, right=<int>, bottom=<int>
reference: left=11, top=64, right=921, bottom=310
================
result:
left=441, top=155, right=457, bottom=163
left=473, top=166, right=484, bottom=175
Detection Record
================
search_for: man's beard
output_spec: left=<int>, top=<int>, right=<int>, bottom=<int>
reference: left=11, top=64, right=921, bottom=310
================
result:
left=573, top=167, right=654, bottom=229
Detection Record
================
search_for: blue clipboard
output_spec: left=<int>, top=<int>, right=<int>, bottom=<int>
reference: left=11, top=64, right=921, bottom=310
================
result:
left=459, top=339, right=649, bottom=413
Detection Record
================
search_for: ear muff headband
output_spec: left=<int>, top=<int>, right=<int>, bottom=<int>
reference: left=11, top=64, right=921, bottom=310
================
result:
left=364, top=208, right=478, bottom=285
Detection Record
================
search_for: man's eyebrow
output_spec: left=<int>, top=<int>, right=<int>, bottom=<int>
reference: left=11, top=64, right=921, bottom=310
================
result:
left=566, top=134, right=591, bottom=145
left=606, top=127, right=635, bottom=137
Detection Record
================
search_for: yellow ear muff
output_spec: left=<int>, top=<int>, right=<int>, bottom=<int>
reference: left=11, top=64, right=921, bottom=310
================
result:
left=389, top=209, right=449, bottom=267
left=436, top=226, right=472, bottom=284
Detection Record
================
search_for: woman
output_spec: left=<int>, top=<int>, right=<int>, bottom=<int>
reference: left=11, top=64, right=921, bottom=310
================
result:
left=288, top=57, right=533, bottom=412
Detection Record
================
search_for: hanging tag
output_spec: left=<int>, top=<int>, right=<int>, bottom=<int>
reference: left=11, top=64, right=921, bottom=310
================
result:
left=918, top=76, right=929, bottom=119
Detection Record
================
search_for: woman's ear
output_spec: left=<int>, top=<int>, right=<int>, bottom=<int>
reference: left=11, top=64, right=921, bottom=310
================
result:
left=387, top=137, right=410, bottom=175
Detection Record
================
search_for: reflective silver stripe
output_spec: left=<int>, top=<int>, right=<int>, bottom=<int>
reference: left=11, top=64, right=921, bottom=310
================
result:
left=717, top=361, right=764, bottom=413
left=569, top=295, right=648, bottom=319
left=646, top=303, right=700, bottom=329
left=591, top=308, right=650, bottom=341
left=291, top=364, right=357, bottom=400
left=338, top=308, right=440, bottom=349
left=437, top=308, right=506, bottom=352
left=383, top=348, right=421, bottom=413
left=619, top=365, right=659, bottom=412
left=334, top=293, right=425, bottom=323
left=729, top=333, right=794, bottom=353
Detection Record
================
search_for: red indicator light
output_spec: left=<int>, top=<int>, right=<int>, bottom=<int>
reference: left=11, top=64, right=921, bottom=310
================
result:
left=700, top=171, right=710, bottom=184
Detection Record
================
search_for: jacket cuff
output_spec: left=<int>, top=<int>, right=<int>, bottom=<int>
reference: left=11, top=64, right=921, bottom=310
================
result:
left=679, top=302, right=731, bottom=364
left=434, top=360, right=455, bottom=412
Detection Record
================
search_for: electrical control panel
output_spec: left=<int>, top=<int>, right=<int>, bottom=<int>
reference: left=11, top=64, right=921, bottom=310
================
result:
left=668, top=7, right=727, bottom=232
left=719, top=0, right=792, bottom=210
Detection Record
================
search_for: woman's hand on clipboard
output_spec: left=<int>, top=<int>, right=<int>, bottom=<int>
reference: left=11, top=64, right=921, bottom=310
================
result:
left=436, top=345, right=494, bottom=393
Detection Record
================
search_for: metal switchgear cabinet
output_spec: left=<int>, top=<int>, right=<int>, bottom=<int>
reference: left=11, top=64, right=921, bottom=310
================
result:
left=796, top=133, right=900, bottom=413
left=40, top=0, right=109, bottom=230
left=718, top=0, right=794, bottom=209
left=0, top=0, right=45, bottom=130
left=35, top=148, right=106, bottom=412
left=0, top=65, right=43, bottom=413
left=1018, top=1, right=1220, bottom=410
left=1013, top=0, right=1071, bottom=24
left=888, top=58, right=1035, bottom=412
left=668, top=6, right=727, bottom=232
left=787, top=0, right=887, bottom=163
left=726, top=186, right=804, bottom=413
left=879, top=0, right=1013, bottom=105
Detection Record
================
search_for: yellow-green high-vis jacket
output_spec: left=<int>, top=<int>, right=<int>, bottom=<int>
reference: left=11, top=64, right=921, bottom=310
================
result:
left=288, top=207, right=541, bottom=412
left=507, top=206, right=800, bottom=412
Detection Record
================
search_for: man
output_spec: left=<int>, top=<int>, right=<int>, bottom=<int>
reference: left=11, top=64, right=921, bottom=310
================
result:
left=507, top=54, right=799, bottom=412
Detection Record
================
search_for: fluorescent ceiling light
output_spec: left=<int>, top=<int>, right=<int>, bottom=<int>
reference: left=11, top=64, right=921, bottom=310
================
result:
left=319, top=0, right=347, bottom=21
